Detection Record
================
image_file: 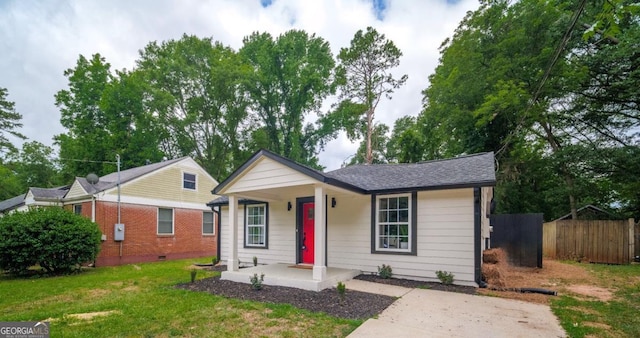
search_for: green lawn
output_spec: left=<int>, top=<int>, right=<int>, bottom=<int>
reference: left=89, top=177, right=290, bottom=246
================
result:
left=551, top=263, right=640, bottom=338
left=0, top=258, right=360, bottom=337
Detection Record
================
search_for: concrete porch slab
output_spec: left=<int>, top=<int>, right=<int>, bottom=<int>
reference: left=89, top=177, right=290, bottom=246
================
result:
left=221, top=263, right=361, bottom=291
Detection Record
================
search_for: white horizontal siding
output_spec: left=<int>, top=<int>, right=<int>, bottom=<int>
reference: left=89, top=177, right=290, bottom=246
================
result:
left=225, top=158, right=318, bottom=193
left=221, top=187, right=478, bottom=285
left=219, top=201, right=296, bottom=265
left=327, top=188, right=477, bottom=285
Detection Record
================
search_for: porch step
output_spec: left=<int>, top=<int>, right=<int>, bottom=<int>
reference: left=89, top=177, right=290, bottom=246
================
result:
left=344, top=279, right=412, bottom=297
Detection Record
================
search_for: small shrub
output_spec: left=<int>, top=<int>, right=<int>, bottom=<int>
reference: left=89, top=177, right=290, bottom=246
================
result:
left=250, top=273, right=265, bottom=290
left=212, top=256, right=218, bottom=265
left=336, top=281, right=346, bottom=303
left=190, top=269, right=197, bottom=283
left=0, top=207, right=101, bottom=275
left=378, top=264, right=393, bottom=279
left=253, top=256, right=258, bottom=266
left=436, top=270, right=454, bottom=285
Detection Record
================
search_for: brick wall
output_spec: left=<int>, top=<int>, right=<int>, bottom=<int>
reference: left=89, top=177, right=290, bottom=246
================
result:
left=86, top=201, right=217, bottom=266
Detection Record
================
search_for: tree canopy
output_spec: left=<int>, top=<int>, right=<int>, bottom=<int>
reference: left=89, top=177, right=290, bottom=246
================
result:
left=417, top=0, right=639, bottom=220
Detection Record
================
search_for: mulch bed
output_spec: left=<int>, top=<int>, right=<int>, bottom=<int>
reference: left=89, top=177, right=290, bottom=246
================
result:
left=177, top=275, right=395, bottom=320
left=354, top=274, right=477, bottom=295
left=177, top=265, right=475, bottom=320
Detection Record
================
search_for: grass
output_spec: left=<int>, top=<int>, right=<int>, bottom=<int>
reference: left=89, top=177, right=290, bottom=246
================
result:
left=0, top=258, right=361, bottom=337
left=550, top=262, right=640, bottom=338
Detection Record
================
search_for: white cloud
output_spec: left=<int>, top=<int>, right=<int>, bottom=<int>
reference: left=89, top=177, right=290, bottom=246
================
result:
left=0, top=0, right=479, bottom=170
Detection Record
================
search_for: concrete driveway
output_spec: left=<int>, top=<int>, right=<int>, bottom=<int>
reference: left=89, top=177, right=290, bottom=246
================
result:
left=348, top=288, right=566, bottom=338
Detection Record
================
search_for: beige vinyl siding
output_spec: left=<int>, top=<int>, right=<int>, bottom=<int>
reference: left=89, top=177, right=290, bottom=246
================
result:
left=224, top=157, right=319, bottom=194
left=220, top=201, right=296, bottom=265
left=327, top=188, right=477, bottom=285
left=109, top=160, right=217, bottom=205
left=65, top=181, right=89, bottom=199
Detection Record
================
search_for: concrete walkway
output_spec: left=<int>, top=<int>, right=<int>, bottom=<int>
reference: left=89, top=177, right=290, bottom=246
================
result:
left=346, top=281, right=566, bottom=338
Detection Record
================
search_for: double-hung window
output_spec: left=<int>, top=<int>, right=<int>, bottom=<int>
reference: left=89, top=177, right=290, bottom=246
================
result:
left=158, top=208, right=174, bottom=235
left=373, top=193, right=416, bottom=254
left=202, top=211, right=214, bottom=235
left=73, top=204, right=82, bottom=215
left=245, top=204, right=267, bottom=248
left=183, top=173, right=196, bottom=190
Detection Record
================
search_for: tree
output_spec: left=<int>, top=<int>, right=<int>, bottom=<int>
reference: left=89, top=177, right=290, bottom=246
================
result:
left=6, top=141, right=62, bottom=189
left=0, top=207, right=101, bottom=275
left=55, top=54, right=117, bottom=178
left=0, top=88, right=26, bottom=157
left=419, top=0, right=639, bottom=219
left=55, top=54, right=166, bottom=180
left=0, top=163, right=21, bottom=200
left=240, top=30, right=336, bottom=167
left=137, top=34, right=251, bottom=179
left=346, top=124, right=389, bottom=165
left=333, top=27, right=407, bottom=164
left=386, top=116, right=424, bottom=163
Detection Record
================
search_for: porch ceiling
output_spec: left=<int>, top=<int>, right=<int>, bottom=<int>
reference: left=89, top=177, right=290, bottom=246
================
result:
left=231, top=184, right=362, bottom=203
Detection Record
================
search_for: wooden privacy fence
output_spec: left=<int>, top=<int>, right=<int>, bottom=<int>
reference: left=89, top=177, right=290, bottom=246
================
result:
left=543, top=219, right=636, bottom=264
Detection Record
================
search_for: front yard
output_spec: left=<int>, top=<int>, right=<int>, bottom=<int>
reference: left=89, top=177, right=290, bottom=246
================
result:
left=0, top=258, right=360, bottom=337
left=2, top=258, right=639, bottom=337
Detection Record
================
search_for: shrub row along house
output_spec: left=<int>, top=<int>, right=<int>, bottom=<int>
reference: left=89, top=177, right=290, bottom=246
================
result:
left=0, top=157, right=219, bottom=266
left=209, top=149, right=496, bottom=290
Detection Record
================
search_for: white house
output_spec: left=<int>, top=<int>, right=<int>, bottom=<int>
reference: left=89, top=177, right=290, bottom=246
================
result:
left=209, top=149, right=495, bottom=291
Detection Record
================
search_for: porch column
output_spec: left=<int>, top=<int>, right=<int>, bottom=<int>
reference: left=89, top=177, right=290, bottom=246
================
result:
left=313, top=185, right=327, bottom=281
left=227, top=195, right=239, bottom=271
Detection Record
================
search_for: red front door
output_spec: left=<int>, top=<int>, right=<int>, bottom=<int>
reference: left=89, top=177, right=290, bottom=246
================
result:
left=302, top=202, right=315, bottom=264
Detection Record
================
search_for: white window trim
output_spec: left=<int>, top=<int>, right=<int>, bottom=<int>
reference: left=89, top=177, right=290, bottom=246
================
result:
left=245, top=204, right=267, bottom=248
left=182, top=172, right=197, bottom=191
left=157, top=207, right=174, bottom=235
left=202, top=211, right=215, bottom=235
left=375, top=193, right=412, bottom=253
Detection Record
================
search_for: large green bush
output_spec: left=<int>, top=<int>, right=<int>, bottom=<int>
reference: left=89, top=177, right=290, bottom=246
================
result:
left=0, top=207, right=102, bottom=275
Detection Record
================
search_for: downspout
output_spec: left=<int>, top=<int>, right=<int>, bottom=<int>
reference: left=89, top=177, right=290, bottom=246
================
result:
left=91, top=195, right=96, bottom=222
left=474, top=188, right=487, bottom=288
left=213, top=205, right=221, bottom=263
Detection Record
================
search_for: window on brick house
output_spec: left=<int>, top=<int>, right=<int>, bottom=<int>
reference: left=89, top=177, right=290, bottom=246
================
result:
left=203, top=211, right=214, bottom=235
left=73, top=204, right=82, bottom=215
left=158, top=208, right=174, bottom=234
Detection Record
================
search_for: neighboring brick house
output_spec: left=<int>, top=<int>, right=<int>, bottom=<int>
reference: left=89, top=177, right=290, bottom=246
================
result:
left=0, top=157, right=220, bottom=266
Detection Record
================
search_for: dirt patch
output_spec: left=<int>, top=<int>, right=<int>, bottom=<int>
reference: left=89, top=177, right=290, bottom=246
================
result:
left=566, top=285, right=613, bottom=302
left=66, top=310, right=120, bottom=321
left=480, top=248, right=598, bottom=304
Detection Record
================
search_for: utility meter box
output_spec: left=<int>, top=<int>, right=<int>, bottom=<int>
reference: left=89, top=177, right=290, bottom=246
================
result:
left=114, top=223, right=125, bottom=241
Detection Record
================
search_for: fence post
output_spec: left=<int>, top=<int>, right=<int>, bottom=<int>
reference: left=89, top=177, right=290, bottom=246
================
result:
left=630, top=218, right=635, bottom=263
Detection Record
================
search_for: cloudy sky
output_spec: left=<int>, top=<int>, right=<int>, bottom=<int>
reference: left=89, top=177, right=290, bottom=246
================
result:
left=0, top=0, right=479, bottom=171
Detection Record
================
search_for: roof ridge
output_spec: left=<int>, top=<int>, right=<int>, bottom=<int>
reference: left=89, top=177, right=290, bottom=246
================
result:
left=330, top=152, right=493, bottom=171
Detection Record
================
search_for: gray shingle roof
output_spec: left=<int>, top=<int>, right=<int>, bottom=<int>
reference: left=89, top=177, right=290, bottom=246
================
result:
left=30, top=187, right=69, bottom=199
left=77, top=157, right=187, bottom=194
left=325, top=152, right=496, bottom=192
left=0, top=194, right=26, bottom=212
left=210, top=149, right=496, bottom=205
left=207, top=196, right=263, bottom=206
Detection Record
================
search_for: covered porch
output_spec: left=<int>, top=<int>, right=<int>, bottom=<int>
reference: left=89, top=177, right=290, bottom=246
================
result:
left=221, top=263, right=361, bottom=291
left=210, top=149, right=366, bottom=291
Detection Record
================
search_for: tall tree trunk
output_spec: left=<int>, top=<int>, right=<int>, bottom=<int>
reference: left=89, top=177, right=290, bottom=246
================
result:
left=540, top=120, right=578, bottom=219
left=366, top=108, right=373, bottom=164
